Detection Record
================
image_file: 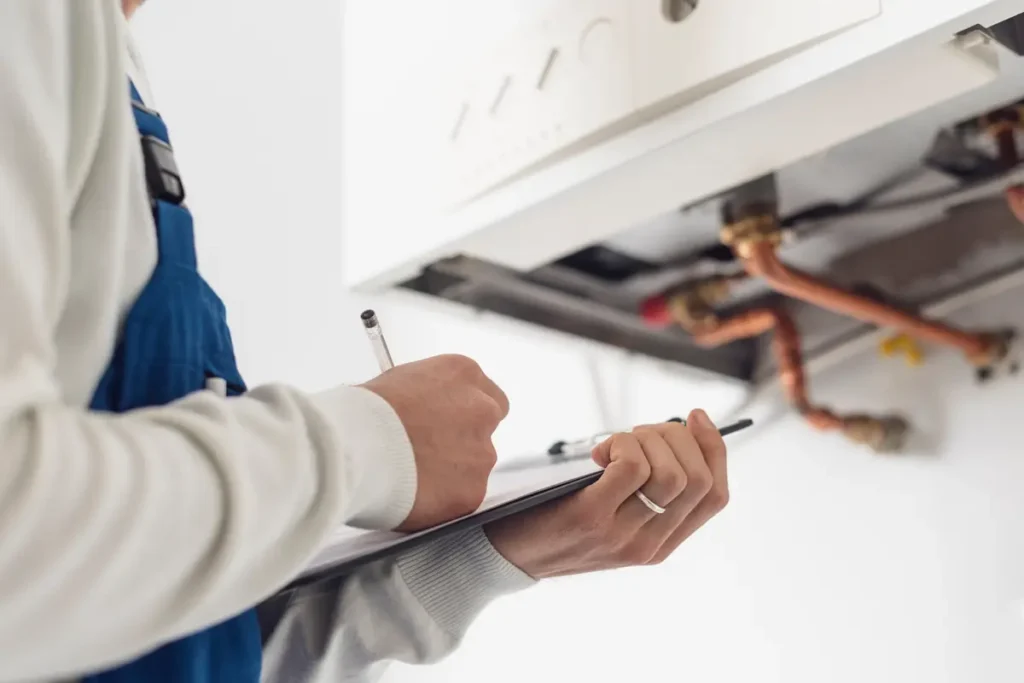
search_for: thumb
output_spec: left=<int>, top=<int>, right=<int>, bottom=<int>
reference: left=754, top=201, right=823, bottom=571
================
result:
left=591, top=436, right=612, bottom=468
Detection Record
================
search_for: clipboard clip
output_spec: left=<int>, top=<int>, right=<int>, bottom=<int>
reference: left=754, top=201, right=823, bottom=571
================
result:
left=547, top=417, right=685, bottom=458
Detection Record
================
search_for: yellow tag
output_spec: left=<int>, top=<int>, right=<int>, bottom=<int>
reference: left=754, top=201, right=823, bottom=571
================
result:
left=879, top=334, right=924, bottom=366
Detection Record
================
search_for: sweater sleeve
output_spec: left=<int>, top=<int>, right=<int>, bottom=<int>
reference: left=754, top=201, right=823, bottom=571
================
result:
left=260, top=528, right=535, bottom=683
left=0, top=3, right=416, bottom=680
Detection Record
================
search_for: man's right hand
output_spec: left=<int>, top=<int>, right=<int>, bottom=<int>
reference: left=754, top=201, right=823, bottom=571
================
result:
left=361, top=354, right=509, bottom=532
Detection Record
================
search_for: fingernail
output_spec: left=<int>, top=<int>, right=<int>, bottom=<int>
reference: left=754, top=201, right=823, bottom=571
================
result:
left=693, top=409, right=714, bottom=429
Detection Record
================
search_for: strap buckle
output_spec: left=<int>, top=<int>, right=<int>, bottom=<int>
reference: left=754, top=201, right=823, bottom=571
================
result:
left=140, top=135, right=186, bottom=205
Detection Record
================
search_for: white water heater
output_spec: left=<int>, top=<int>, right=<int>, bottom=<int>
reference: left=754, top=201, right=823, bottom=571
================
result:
left=439, top=0, right=881, bottom=206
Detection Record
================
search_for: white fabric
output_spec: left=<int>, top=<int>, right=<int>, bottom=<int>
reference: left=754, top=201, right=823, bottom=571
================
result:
left=261, top=529, right=534, bottom=683
left=0, top=2, right=530, bottom=681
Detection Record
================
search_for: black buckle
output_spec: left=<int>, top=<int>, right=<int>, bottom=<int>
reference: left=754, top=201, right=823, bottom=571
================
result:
left=140, top=135, right=186, bottom=205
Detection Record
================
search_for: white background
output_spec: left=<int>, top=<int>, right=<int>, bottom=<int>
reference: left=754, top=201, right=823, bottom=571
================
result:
left=133, top=2, right=1024, bottom=681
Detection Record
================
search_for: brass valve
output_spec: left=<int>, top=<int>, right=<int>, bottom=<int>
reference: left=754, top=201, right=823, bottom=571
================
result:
left=966, top=330, right=1013, bottom=368
left=979, top=106, right=1024, bottom=167
left=664, top=277, right=735, bottom=332
left=969, top=329, right=1019, bottom=382
left=720, top=214, right=783, bottom=258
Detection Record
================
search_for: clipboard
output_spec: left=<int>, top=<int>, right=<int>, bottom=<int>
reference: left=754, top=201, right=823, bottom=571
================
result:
left=281, top=418, right=753, bottom=594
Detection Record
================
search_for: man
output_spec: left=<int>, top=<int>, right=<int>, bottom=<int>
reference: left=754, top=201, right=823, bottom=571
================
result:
left=0, top=1, right=730, bottom=681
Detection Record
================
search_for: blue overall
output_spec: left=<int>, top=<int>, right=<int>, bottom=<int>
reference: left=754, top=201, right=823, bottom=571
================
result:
left=84, top=83, right=262, bottom=682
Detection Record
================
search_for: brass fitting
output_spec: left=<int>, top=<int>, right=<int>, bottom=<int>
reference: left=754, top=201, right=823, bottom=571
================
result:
left=690, top=276, right=733, bottom=304
left=841, top=414, right=910, bottom=454
left=979, top=108, right=1023, bottom=167
left=659, top=276, right=733, bottom=331
left=965, top=330, right=1012, bottom=368
left=985, top=119, right=1018, bottom=136
left=978, top=107, right=1023, bottom=135
left=666, top=294, right=716, bottom=331
left=664, top=277, right=734, bottom=332
left=641, top=276, right=740, bottom=330
left=970, top=329, right=1019, bottom=381
left=720, top=214, right=783, bottom=259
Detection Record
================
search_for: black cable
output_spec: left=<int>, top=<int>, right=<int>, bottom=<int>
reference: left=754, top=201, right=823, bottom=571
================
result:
left=784, top=166, right=1016, bottom=236
left=780, top=167, right=931, bottom=229
left=647, top=164, right=1018, bottom=282
left=656, top=168, right=941, bottom=268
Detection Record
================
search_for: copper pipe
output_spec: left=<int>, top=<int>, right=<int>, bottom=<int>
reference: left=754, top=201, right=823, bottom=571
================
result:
left=689, top=308, right=774, bottom=346
left=690, top=308, right=843, bottom=431
left=656, top=282, right=910, bottom=450
left=740, top=241, right=992, bottom=359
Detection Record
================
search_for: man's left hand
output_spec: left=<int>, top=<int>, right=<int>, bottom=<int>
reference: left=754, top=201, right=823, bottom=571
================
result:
left=485, top=409, right=729, bottom=579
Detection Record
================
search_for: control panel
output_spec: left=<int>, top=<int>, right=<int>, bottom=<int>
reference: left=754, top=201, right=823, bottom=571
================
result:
left=440, top=0, right=881, bottom=206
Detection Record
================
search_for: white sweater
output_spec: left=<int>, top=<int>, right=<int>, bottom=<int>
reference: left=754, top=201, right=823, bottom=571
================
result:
left=0, top=2, right=530, bottom=681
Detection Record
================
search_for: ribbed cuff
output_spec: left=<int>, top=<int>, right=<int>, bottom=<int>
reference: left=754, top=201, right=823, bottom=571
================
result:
left=313, top=385, right=417, bottom=530
left=396, top=528, right=535, bottom=640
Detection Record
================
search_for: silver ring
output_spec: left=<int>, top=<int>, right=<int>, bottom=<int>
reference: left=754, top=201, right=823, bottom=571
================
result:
left=635, top=490, right=666, bottom=514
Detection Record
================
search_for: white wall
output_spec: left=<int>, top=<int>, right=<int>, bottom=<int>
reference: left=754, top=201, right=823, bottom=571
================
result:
left=380, top=287, right=1024, bottom=683
left=132, top=2, right=1024, bottom=682
left=131, top=0, right=352, bottom=390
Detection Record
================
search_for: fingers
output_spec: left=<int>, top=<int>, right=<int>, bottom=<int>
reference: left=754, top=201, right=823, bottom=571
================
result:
left=648, top=410, right=730, bottom=564
left=610, top=419, right=711, bottom=564
left=460, top=356, right=510, bottom=422
left=688, top=409, right=727, bottom=501
left=468, top=387, right=507, bottom=430
left=592, top=438, right=612, bottom=468
left=477, top=375, right=510, bottom=420
left=602, top=412, right=730, bottom=566
left=590, top=425, right=693, bottom=528
left=636, top=419, right=713, bottom=534
left=585, top=434, right=651, bottom=511
left=442, top=354, right=510, bottom=426
left=658, top=418, right=713, bottom=506
left=507, top=412, right=730, bottom=575
left=615, top=428, right=688, bottom=525
left=587, top=412, right=729, bottom=536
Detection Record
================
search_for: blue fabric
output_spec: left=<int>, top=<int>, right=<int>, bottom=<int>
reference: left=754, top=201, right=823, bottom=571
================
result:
left=84, top=82, right=261, bottom=683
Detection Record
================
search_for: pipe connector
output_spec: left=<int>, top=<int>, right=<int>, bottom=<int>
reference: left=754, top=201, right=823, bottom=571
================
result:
left=980, top=107, right=1023, bottom=168
left=640, top=277, right=735, bottom=330
left=841, top=414, right=911, bottom=453
left=720, top=214, right=783, bottom=259
left=971, top=329, right=1019, bottom=380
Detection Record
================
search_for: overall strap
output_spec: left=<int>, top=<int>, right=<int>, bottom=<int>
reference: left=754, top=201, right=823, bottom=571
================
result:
left=129, top=81, right=197, bottom=270
left=81, top=81, right=263, bottom=683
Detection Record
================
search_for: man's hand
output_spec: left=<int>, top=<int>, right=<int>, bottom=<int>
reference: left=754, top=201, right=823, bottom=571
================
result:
left=362, top=355, right=509, bottom=532
left=485, top=409, right=728, bottom=578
